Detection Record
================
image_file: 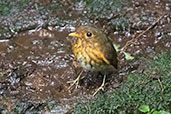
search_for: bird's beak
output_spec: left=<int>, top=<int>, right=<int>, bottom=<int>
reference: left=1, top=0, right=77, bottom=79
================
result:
left=68, top=32, right=80, bottom=37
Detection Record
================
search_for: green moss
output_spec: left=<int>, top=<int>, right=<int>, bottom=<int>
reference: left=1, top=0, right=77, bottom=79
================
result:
left=73, top=50, right=171, bottom=114
left=12, top=102, right=46, bottom=114
left=72, top=0, right=130, bottom=31
left=85, top=0, right=123, bottom=17
left=109, top=16, right=130, bottom=31
left=84, top=0, right=130, bottom=31
left=0, top=0, right=31, bottom=16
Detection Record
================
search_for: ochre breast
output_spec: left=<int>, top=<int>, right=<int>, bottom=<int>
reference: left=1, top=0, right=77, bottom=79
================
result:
left=72, top=39, right=109, bottom=71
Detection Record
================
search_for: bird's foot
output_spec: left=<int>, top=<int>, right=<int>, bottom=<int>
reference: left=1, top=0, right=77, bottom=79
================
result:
left=67, top=70, right=83, bottom=89
left=93, top=74, right=106, bottom=96
left=67, top=76, right=80, bottom=89
left=93, top=82, right=105, bottom=96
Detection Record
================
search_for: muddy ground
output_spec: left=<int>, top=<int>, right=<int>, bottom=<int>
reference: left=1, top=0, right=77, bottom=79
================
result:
left=0, top=0, right=170, bottom=113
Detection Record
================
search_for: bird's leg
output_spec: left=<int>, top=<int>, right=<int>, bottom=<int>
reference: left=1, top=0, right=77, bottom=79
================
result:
left=93, top=73, right=106, bottom=96
left=67, top=70, right=84, bottom=89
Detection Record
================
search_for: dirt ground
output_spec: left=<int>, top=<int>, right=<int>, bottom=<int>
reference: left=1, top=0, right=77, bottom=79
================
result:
left=0, top=0, right=170, bottom=113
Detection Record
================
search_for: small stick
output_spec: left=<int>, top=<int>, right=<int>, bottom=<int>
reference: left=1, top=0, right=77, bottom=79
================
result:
left=158, top=78, right=164, bottom=96
left=120, top=14, right=166, bottom=52
left=14, top=41, right=29, bottom=49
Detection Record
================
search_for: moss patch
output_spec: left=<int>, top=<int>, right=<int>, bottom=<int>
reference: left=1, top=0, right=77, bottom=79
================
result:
left=73, top=50, right=171, bottom=114
left=0, top=0, right=31, bottom=16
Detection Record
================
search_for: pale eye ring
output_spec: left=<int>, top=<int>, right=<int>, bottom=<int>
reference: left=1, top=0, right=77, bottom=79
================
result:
left=86, top=32, right=92, bottom=37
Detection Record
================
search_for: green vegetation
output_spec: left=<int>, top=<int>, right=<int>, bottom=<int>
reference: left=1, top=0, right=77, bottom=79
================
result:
left=0, top=0, right=31, bottom=16
left=12, top=100, right=60, bottom=114
left=73, top=50, right=171, bottom=114
left=72, top=0, right=130, bottom=31
left=85, top=0, right=130, bottom=31
left=0, top=0, right=63, bottom=16
left=109, top=16, right=130, bottom=31
left=85, top=0, right=123, bottom=17
left=138, top=105, right=170, bottom=114
left=113, top=43, right=134, bottom=60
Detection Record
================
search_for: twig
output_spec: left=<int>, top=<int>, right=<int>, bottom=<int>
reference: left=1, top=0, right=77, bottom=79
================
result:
left=158, top=78, right=164, bottom=96
left=120, top=14, right=166, bottom=51
left=14, top=41, right=29, bottom=49
left=140, top=72, right=149, bottom=84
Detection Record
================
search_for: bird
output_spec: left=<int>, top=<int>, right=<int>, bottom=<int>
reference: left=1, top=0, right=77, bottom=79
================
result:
left=67, top=25, right=117, bottom=96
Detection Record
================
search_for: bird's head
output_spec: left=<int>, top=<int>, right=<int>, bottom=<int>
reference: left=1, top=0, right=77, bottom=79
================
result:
left=68, top=26, right=103, bottom=40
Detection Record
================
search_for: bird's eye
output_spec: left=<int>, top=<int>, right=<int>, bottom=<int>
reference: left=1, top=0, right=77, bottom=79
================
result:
left=86, top=32, right=92, bottom=37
